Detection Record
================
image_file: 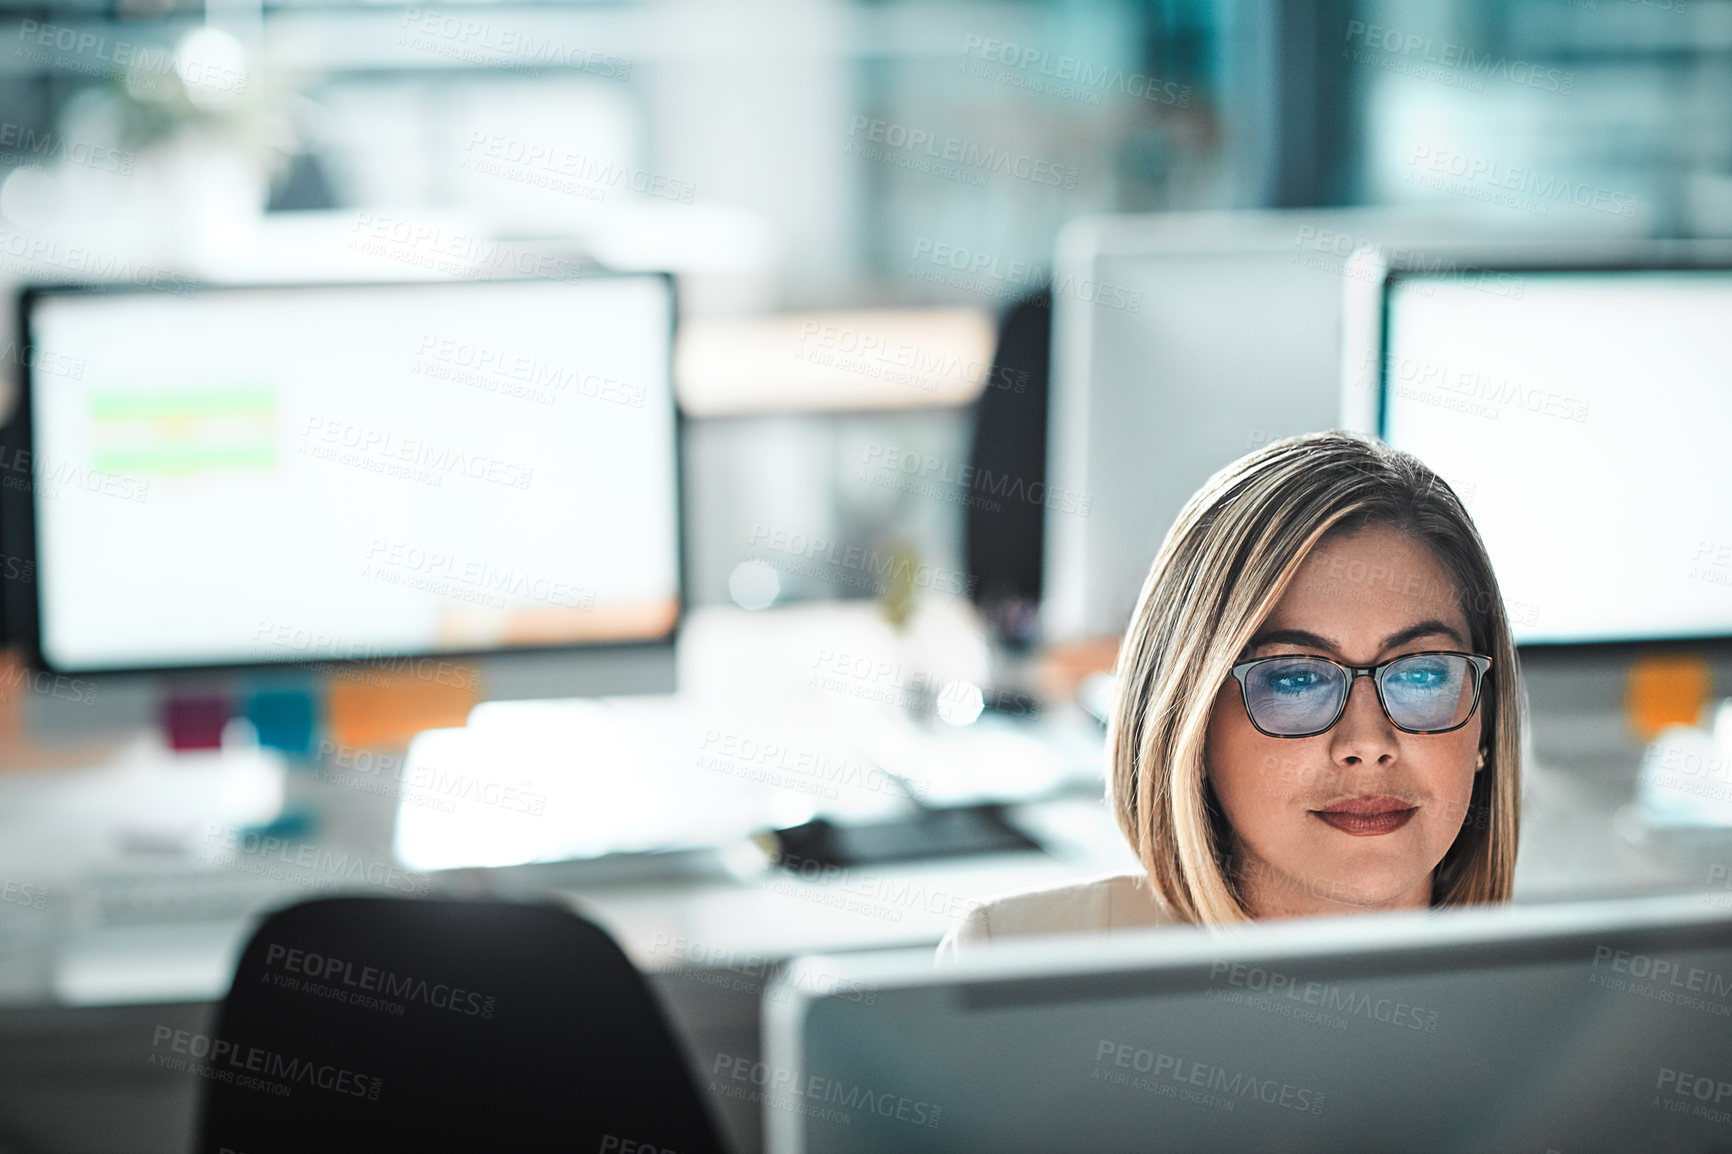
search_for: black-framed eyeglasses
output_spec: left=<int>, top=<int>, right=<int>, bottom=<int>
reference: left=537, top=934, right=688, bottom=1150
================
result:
left=1228, top=650, right=1493, bottom=739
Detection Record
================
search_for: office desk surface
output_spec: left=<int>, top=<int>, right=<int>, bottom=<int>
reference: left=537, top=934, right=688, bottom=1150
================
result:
left=0, top=756, right=1722, bottom=1011
left=1, top=599, right=1729, bottom=1011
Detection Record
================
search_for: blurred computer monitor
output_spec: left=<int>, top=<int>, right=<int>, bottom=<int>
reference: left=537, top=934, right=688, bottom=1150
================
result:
left=1370, top=253, right=1732, bottom=646
left=2, top=275, right=681, bottom=680
left=1041, top=209, right=1646, bottom=643
left=763, top=892, right=1732, bottom=1153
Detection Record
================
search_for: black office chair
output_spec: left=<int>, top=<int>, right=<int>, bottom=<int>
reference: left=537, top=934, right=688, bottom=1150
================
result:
left=964, top=289, right=1052, bottom=650
left=194, top=896, right=728, bottom=1154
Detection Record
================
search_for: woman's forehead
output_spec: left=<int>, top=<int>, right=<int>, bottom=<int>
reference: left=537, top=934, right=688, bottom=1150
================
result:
left=1265, top=527, right=1471, bottom=646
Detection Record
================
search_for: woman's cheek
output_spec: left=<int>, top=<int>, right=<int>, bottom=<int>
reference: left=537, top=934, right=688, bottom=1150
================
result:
left=1420, top=724, right=1483, bottom=828
left=1216, top=746, right=1296, bottom=838
left=1253, top=740, right=1343, bottom=804
left=1205, top=684, right=1261, bottom=785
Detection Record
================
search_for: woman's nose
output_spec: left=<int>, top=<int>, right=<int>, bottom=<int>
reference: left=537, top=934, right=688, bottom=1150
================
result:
left=1330, top=674, right=1398, bottom=763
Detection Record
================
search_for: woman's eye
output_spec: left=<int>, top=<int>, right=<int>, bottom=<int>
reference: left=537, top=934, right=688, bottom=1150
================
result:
left=1265, top=667, right=1325, bottom=693
left=1392, top=665, right=1444, bottom=687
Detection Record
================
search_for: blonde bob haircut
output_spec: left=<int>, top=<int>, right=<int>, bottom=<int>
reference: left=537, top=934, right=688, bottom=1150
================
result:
left=1107, top=430, right=1523, bottom=925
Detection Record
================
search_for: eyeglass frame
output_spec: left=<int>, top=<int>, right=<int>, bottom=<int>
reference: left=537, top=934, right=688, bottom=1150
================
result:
left=1227, top=650, right=1494, bottom=739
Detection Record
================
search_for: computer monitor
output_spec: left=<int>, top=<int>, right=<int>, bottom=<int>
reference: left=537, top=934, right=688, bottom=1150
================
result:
left=2, top=275, right=680, bottom=676
left=762, top=892, right=1732, bottom=1153
left=1374, top=259, right=1732, bottom=646
left=1039, top=209, right=1606, bottom=643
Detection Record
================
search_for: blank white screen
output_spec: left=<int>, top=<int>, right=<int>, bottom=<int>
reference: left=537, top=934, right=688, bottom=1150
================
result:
left=1382, top=271, right=1732, bottom=644
left=27, top=277, right=678, bottom=672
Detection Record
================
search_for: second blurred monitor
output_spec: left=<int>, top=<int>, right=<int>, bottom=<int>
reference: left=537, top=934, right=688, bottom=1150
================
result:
left=1039, top=209, right=1645, bottom=644
left=6, top=274, right=681, bottom=688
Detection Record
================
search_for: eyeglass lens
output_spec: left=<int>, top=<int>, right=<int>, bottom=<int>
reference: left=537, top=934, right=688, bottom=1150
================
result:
left=1242, top=654, right=1476, bottom=736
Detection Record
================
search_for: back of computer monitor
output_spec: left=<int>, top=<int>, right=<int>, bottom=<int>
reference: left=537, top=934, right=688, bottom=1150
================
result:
left=764, top=892, right=1732, bottom=1153
left=1041, top=208, right=1648, bottom=644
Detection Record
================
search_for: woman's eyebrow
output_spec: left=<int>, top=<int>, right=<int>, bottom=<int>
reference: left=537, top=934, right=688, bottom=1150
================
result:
left=1248, top=620, right=1468, bottom=653
left=1247, top=627, right=1338, bottom=652
left=1382, top=620, right=1469, bottom=650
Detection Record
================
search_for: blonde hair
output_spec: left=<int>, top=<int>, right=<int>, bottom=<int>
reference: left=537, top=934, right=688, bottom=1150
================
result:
left=1107, top=431, right=1523, bottom=924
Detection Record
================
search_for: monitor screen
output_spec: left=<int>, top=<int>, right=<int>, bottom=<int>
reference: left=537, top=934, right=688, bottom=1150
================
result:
left=10, top=276, right=679, bottom=673
left=1379, top=268, right=1732, bottom=646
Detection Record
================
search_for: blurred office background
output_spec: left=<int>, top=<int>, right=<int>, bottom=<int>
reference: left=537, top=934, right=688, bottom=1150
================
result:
left=2, top=0, right=1732, bottom=1151
left=2, top=0, right=1724, bottom=614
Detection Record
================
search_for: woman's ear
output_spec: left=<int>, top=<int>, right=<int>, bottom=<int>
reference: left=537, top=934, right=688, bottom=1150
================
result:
left=1474, top=747, right=1487, bottom=771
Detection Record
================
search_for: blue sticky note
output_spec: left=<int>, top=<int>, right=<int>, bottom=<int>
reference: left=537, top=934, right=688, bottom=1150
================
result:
left=245, top=687, right=318, bottom=756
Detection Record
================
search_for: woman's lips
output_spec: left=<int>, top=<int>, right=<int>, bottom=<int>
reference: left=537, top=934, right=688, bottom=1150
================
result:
left=1311, top=796, right=1418, bottom=837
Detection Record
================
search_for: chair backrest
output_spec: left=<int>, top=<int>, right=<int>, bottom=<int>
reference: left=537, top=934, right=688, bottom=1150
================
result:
left=194, top=895, right=728, bottom=1154
left=964, top=289, right=1052, bottom=646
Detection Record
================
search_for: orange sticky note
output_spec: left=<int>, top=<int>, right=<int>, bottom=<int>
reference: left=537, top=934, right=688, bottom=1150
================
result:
left=325, top=664, right=482, bottom=751
left=1625, top=654, right=1711, bottom=743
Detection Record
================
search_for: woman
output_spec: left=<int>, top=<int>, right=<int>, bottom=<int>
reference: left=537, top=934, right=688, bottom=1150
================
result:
left=937, top=430, right=1523, bottom=958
